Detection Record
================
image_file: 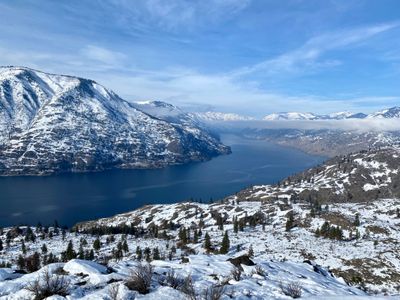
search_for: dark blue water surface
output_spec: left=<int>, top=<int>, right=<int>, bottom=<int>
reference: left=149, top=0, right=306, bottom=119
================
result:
left=0, top=135, right=325, bottom=227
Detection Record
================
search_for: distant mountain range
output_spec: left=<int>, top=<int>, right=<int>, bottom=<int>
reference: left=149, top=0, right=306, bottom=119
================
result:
left=263, top=107, right=400, bottom=121
left=192, top=111, right=255, bottom=121
left=181, top=107, right=400, bottom=122
left=0, top=67, right=229, bottom=175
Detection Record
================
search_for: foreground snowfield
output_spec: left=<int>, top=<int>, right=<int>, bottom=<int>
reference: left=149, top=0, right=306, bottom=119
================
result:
left=1, top=198, right=400, bottom=298
left=0, top=256, right=379, bottom=299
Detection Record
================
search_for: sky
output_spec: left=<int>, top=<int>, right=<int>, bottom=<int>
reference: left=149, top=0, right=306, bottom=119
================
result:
left=0, top=0, right=400, bottom=117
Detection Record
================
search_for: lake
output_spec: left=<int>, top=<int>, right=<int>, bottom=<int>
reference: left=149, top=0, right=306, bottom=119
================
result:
left=0, top=135, right=325, bottom=227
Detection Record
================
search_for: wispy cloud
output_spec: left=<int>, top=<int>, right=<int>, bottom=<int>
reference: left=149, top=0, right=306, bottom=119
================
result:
left=101, top=0, right=251, bottom=32
left=231, top=22, right=399, bottom=77
left=80, top=45, right=126, bottom=68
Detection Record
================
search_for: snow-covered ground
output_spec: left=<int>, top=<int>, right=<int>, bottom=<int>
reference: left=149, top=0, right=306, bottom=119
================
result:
left=2, top=195, right=399, bottom=298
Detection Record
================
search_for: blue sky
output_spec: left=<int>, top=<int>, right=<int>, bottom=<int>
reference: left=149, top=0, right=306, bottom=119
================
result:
left=0, top=0, right=400, bottom=116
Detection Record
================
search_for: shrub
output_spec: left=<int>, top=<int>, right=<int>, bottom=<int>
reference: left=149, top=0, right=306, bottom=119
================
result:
left=280, top=281, right=302, bottom=298
left=125, top=263, right=153, bottom=294
left=252, top=265, right=265, bottom=277
left=230, top=267, right=241, bottom=281
left=180, top=274, right=196, bottom=300
left=203, top=283, right=226, bottom=300
left=108, top=283, right=120, bottom=300
left=163, top=270, right=185, bottom=289
left=25, top=268, right=69, bottom=300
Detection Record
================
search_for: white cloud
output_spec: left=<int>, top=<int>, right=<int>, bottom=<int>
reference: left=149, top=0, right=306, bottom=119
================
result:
left=231, top=22, right=399, bottom=77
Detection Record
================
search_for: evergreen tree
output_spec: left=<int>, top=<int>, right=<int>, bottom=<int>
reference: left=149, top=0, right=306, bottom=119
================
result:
left=89, top=249, right=95, bottom=260
left=41, top=244, right=47, bottom=254
left=93, top=238, right=101, bottom=251
left=0, top=239, right=3, bottom=251
left=65, top=240, right=76, bottom=261
left=136, top=246, right=143, bottom=260
left=220, top=231, right=230, bottom=254
left=193, top=229, right=199, bottom=243
left=233, top=217, right=239, bottom=233
left=179, top=227, right=188, bottom=245
left=122, top=240, right=129, bottom=253
left=216, top=214, right=224, bottom=230
left=354, top=213, right=361, bottom=226
left=204, top=232, right=211, bottom=252
left=21, top=240, right=26, bottom=254
left=153, top=247, right=160, bottom=260
left=78, top=243, right=84, bottom=259
left=144, top=247, right=151, bottom=262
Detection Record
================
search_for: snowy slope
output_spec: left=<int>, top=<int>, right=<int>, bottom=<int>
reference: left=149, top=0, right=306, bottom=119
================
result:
left=236, top=147, right=400, bottom=203
left=0, top=67, right=230, bottom=175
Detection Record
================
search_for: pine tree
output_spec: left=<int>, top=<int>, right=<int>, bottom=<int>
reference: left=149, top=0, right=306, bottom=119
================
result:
left=220, top=231, right=230, bottom=254
left=41, top=244, right=47, bottom=254
left=21, top=240, right=26, bottom=254
left=233, top=217, right=239, bottom=233
left=179, top=227, right=188, bottom=245
left=93, top=238, right=101, bottom=252
left=65, top=240, right=76, bottom=261
left=89, top=249, right=95, bottom=260
left=136, top=246, right=143, bottom=260
left=144, top=247, right=151, bottom=262
left=122, top=240, right=129, bottom=253
left=153, top=247, right=160, bottom=260
left=354, top=213, right=361, bottom=226
left=216, top=215, right=224, bottom=230
left=204, top=232, right=211, bottom=252
left=78, top=244, right=84, bottom=259
left=193, top=229, right=199, bottom=243
left=0, top=239, right=3, bottom=251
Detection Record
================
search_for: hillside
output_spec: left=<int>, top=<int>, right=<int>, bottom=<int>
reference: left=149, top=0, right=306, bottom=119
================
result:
left=236, top=147, right=400, bottom=203
left=0, top=67, right=230, bottom=175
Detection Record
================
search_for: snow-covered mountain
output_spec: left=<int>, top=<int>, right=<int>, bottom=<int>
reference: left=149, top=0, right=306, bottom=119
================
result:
left=193, top=111, right=255, bottom=121
left=263, top=112, right=319, bottom=121
left=0, top=67, right=230, bottom=175
left=132, top=100, right=202, bottom=127
left=367, top=106, right=400, bottom=119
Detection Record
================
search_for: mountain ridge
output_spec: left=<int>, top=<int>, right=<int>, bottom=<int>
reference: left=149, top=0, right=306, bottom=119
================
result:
left=0, top=67, right=230, bottom=176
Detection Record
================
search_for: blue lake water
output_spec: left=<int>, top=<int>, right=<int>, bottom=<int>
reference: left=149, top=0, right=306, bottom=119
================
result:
left=0, top=135, right=325, bottom=227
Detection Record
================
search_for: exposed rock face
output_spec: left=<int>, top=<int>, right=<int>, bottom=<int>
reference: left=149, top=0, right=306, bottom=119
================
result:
left=0, top=67, right=230, bottom=175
